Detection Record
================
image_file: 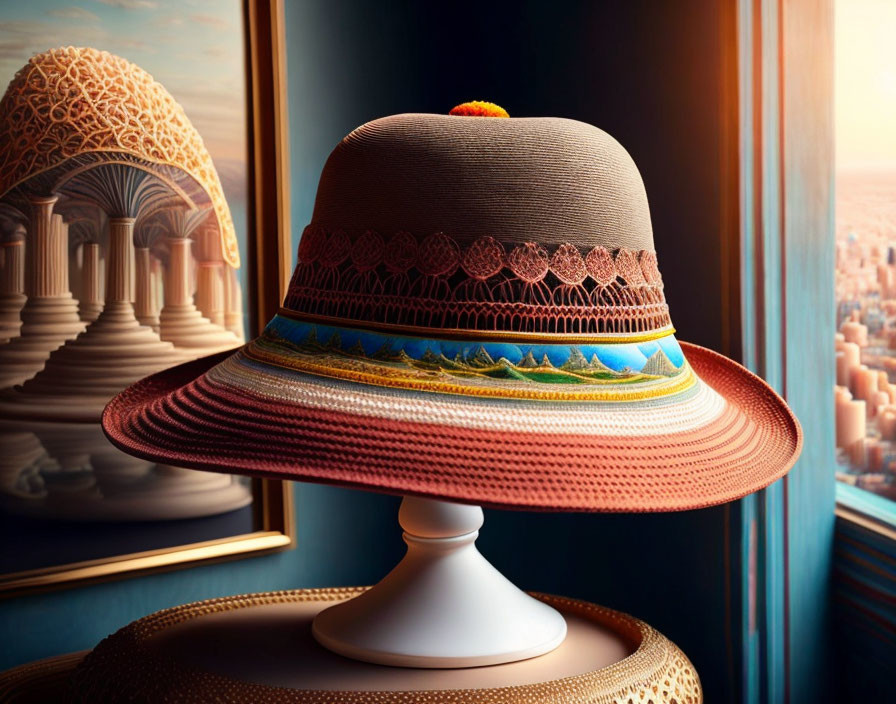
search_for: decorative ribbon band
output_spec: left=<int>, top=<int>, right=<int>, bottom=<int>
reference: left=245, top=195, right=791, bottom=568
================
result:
left=283, top=227, right=672, bottom=336
left=244, top=314, right=695, bottom=402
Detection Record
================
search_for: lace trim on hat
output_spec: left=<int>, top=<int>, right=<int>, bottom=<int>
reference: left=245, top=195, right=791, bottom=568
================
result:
left=284, top=226, right=671, bottom=335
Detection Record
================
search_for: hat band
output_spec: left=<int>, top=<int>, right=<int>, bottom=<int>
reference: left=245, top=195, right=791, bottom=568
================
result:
left=285, top=227, right=671, bottom=336
left=244, top=314, right=694, bottom=402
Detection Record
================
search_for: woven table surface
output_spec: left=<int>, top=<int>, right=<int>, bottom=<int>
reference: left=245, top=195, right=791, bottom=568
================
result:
left=48, top=587, right=703, bottom=703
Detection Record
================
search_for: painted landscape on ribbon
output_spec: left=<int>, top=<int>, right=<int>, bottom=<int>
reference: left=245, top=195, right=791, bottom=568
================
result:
left=264, top=317, right=685, bottom=387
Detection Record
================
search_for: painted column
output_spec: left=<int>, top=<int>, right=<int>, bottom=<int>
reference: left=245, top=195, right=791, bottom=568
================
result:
left=159, top=235, right=240, bottom=353
left=196, top=261, right=225, bottom=326
left=194, top=226, right=225, bottom=326
left=134, top=246, right=158, bottom=331
left=79, top=243, right=103, bottom=323
left=7, top=216, right=186, bottom=418
left=0, top=235, right=26, bottom=343
left=224, top=265, right=245, bottom=340
left=105, top=218, right=134, bottom=304
left=164, top=237, right=192, bottom=307
left=1, top=240, right=24, bottom=295
left=151, top=255, right=163, bottom=318
left=68, top=240, right=82, bottom=304
left=0, top=196, right=85, bottom=389
left=26, top=196, right=60, bottom=298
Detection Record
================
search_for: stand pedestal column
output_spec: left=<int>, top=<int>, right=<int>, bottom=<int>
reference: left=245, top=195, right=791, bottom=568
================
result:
left=159, top=237, right=240, bottom=353
left=78, top=243, right=103, bottom=323
left=0, top=240, right=26, bottom=343
left=0, top=196, right=84, bottom=389
left=312, top=497, right=568, bottom=668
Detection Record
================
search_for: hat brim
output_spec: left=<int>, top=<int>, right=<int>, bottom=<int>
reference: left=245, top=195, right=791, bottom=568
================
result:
left=102, top=341, right=801, bottom=512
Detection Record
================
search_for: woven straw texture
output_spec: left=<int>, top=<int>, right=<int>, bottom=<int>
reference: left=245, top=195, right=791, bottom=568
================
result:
left=313, top=115, right=653, bottom=250
left=103, top=342, right=801, bottom=512
left=72, top=588, right=702, bottom=703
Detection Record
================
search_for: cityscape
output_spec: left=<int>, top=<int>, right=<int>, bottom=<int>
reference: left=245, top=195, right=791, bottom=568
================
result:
left=834, top=168, right=896, bottom=504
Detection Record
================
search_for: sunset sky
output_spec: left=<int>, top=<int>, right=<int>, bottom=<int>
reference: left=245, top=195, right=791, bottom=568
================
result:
left=836, top=0, right=896, bottom=170
left=0, top=0, right=246, bottom=166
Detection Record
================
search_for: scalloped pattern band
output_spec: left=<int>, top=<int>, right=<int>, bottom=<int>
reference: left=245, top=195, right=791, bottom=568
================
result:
left=284, top=227, right=671, bottom=335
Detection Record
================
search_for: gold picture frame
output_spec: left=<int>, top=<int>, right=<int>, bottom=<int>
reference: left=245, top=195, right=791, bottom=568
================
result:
left=0, top=0, right=294, bottom=597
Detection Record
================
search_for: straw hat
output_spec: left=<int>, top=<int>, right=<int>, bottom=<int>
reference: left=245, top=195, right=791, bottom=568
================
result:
left=103, top=104, right=802, bottom=512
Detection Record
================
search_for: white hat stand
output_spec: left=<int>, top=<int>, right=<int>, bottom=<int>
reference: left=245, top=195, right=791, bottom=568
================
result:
left=312, top=496, right=567, bottom=668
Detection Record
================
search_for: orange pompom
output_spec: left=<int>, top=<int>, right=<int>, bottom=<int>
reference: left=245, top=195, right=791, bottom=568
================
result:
left=449, top=101, right=509, bottom=118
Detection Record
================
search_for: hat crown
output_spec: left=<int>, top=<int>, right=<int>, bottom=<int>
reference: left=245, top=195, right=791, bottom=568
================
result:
left=311, top=113, right=654, bottom=252
left=286, top=113, right=669, bottom=337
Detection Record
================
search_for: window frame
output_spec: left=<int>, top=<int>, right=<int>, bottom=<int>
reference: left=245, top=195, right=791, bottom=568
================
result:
left=730, top=0, right=842, bottom=701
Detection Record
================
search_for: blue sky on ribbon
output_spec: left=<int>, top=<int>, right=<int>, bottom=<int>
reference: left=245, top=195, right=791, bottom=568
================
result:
left=267, top=316, right=687, bottom=374
left=0, top=0, right=246, bottom=167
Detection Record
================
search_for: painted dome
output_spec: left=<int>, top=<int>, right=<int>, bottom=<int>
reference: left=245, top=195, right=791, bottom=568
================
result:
left=0, top=46, right=239, bottom=267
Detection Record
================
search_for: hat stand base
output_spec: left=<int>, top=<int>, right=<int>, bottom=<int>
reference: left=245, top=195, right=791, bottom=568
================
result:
left=311, top=496, right=568, bottom=669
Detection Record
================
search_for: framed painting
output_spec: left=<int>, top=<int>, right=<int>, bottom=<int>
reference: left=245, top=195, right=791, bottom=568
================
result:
left=0, top=0, right=293, bottom=595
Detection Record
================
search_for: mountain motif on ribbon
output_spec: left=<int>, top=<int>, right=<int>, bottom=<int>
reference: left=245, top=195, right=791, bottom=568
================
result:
left=243, top=316, right=693, bottom=402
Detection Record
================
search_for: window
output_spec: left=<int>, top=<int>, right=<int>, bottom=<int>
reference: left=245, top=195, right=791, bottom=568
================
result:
left=833, top=0, right=896, bottom=518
